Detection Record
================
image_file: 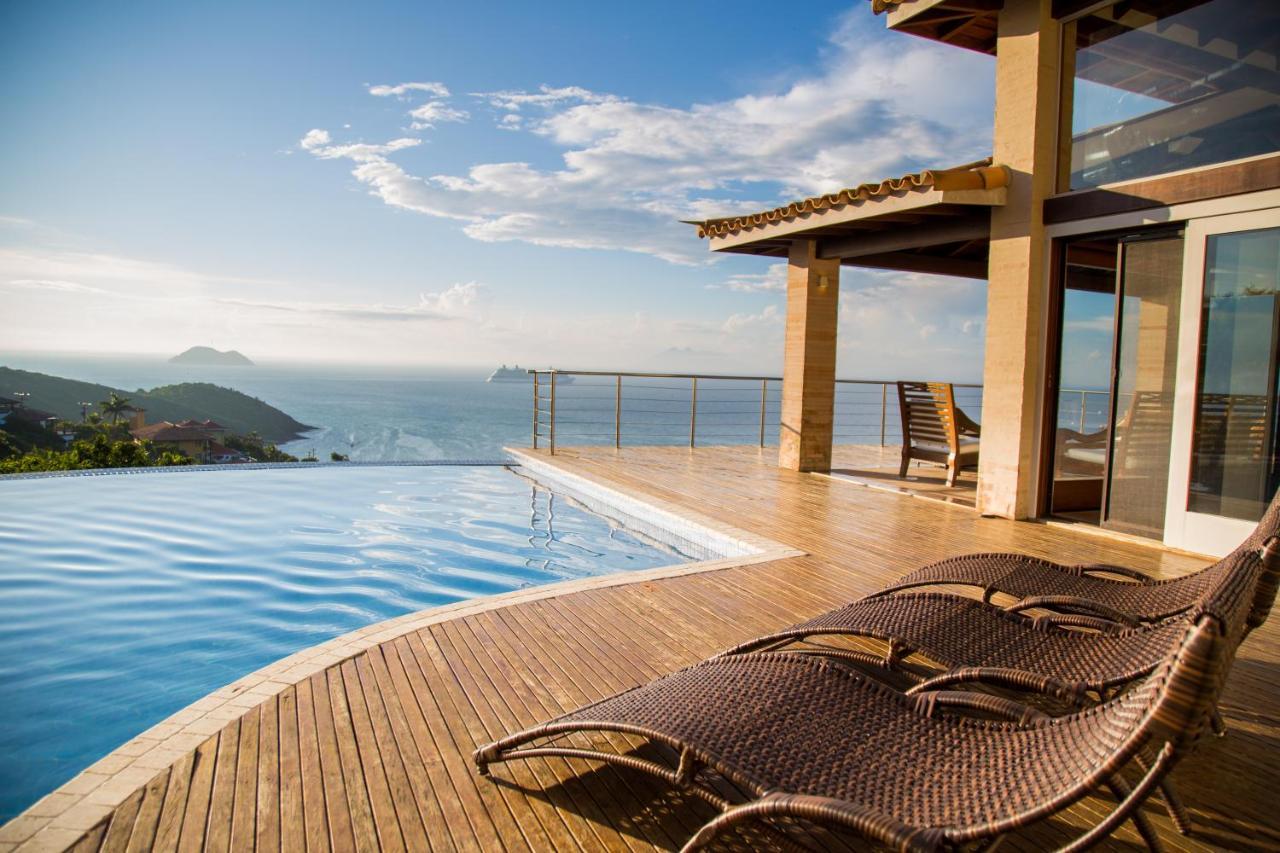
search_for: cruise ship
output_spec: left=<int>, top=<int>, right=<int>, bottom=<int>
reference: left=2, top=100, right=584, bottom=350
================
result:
left=486, top=365, right=573, bottom=384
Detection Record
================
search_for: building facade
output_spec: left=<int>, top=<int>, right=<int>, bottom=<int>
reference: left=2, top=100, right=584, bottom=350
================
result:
left=694, top=0, right=1279, bottom=556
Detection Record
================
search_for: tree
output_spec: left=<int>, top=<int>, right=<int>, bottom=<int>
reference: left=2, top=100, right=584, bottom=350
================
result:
left=99, top=392, right=136, bottom=425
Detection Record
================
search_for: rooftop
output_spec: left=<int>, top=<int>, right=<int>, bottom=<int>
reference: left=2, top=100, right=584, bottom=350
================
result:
left=130, top=422, right=216, bottom=442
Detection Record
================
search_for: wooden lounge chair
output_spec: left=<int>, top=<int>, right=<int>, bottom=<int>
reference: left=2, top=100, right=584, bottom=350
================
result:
left=897, top=381, right=980, bottom=487
left=476, top=607, right=1242, bottom=852
left=872, top=489, right=1280, bottom=623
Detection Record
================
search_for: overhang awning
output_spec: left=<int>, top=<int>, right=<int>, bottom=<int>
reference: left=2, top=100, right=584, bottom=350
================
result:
left=690, top=160, right=1009, bottom=280
left=871, top=0, right=1000, bottom=55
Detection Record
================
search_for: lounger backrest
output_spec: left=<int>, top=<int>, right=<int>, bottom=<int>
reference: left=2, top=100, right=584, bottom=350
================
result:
left=1060, top=615, right=1227, bottom=770
left=1247, top=536, right=1280, bottom=631
left=898, top=382, right=958, bottom=453
left=1193, top=539, right=1276, bottom=645
left=1154, top=488, right=1280, bottom=629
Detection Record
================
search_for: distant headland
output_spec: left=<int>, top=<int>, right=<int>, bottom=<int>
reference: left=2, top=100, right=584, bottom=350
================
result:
left=170, top=346, right=254, bottom=366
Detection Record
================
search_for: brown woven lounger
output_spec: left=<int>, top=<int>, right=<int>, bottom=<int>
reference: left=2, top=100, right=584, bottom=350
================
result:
left=871, top=491, right=1280, bottom=623
left=720, top=537, right=1279, bottom=702
left=476, top=610, right=1240, bottom=852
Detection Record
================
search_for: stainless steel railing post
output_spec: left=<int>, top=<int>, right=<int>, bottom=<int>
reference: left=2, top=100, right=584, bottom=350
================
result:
left=532, top=372, right=540, bottom=449
left=759, top=379, right=767, bottom=447
left=689, top=377, right=698, bottom=448
left=615, top=374, right=622, bottom=449
left=549, top=372, right=557, bottom=455
left=880, top=383, right=888, bottom=446
left=1079, top=392, right=1088, bottom=432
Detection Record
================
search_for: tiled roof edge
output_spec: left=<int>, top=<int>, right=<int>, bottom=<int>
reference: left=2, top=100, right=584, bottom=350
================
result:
left=693, top=159, right=1007, bottom=240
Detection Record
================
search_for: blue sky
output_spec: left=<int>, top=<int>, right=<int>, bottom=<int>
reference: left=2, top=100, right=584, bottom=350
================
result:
left=2, top=1, right=998, bottom=379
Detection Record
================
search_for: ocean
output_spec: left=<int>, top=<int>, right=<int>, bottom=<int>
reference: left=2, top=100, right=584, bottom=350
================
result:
left=0, top=354, right=533, bottom=461
left=2, top=352, right=1107, bottom=459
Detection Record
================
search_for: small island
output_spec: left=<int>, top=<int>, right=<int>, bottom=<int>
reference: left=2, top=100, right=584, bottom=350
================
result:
left=170, top=346, right=254, bottom=367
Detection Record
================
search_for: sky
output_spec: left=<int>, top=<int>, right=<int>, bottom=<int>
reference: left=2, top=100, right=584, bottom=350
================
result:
left=1, top=1, right=999, bottom=379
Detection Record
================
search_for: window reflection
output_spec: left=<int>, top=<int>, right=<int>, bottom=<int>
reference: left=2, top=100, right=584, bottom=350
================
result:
left=1067, top=0, right=1280, bottom=189
left=1189, top=227, right=1280, bottom=522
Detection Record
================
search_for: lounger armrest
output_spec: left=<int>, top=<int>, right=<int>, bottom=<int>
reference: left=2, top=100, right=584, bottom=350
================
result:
left=682, top=791, right=944, bottom=852
left=1005, top=595, right=1141, bottom=627
left=906, top=667, right=1091, bottom=707
left=1036, top=612, right=1129, bottom=634
left=911, top=690, right=1050, bottom=724
left=955, top=406, right=981, bottom=437
left=1078, top=563, right=1157, bottom=584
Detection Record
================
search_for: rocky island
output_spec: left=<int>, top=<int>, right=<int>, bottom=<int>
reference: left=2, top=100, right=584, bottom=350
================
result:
left=169, top=346, right=254, bottom=366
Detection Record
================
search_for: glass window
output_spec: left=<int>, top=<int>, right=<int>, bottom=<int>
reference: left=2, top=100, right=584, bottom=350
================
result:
left=1188, top=226, right=1280, bottom=521
left=1066, top=0, right=1280, bottom=190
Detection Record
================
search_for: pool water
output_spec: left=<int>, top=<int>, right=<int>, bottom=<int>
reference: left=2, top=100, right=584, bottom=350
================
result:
left=0, top=464, right=690, bottom=820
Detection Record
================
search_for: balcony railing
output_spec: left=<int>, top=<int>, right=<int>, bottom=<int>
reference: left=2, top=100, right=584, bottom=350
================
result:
left=528, top=370, right=986, bottom=453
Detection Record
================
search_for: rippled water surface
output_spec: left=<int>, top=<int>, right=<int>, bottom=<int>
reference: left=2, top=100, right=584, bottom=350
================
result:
left=0, top=464, right=687, bottom=820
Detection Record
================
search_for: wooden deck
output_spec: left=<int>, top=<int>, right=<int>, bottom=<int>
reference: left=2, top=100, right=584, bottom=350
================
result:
left=7, top=445, right=1280, bottom=852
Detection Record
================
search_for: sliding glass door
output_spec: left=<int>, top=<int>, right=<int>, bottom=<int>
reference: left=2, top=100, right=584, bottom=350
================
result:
left=1167, top=211, right=1280, bottom=555
left=1102, top=235, right=1184, bottom=538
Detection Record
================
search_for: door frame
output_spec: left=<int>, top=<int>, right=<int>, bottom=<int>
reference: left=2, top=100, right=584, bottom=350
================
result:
left=1039, top=189, right=1280, bottom=553
left=1163, top=207, right=1280, bottom=555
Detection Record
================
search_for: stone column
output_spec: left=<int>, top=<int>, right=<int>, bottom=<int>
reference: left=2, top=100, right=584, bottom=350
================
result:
left=779, top=239, right=841, bottom=472
left=977, top=0, right=1063, bottom=518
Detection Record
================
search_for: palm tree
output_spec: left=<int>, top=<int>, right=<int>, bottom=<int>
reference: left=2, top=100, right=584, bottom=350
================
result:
left=99, top=392, right=136, bottom=425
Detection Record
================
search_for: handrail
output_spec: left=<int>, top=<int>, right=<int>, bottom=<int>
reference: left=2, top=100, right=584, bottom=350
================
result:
left=526, top=368, right=991, bottom=455
left=527, top=368, right=982, bottom=388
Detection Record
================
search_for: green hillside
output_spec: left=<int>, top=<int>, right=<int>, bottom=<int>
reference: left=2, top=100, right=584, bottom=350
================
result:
left=0, top=367, right=313, bottom=443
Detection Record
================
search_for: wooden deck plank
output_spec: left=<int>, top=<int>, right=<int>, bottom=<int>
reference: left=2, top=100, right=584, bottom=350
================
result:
left=336, top=658, right=409, bottom=853
left=175, top=733, right=218, bottom=853
left=229, top=706, right=259, bottom=852
left=255, top=694, right=281, bottom=853
left=424, top=622, right=593, bottom=851
left=382, top=635, right=522, bottom=852
left=98, top=786, right=143, bottom=853
left=489, top=605, right=714, bottom=846
left=456, top=612, right=668, bottom=851
left=47, top=445, right=1280, bottom=853
left=350, top=648, right=455, bottom=845
left=275, top=686, right=306, bottom=853
left=122, top=769, right=170, bottom=853
left=293, top=676, right=334, bottom=853
left=318, top=668, right=380, bottom=853
left=201, top=720, right=240, bottom=853
left=150, top=748, right=196, bottom=852
left=399, top=628, right=557, bottom=851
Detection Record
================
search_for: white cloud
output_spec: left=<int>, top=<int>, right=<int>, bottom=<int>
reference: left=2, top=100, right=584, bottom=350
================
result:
left=369, top=81, right=450, bottom=98
left=710, top=262, right=788, bottom=293
left=721, top=303, right=781, bottom=335
left=6, top=278, right=110, bottom=295
left=302, top=10, right=993, bottom=265
left=300, top=130, right=421, bottom=162
left=473, top=85, right=615, bottom=112
left=835, top=269, right=987, bottom=381
left=408, top=102, right=469, bottom=129
left=0, top=247, right=277, bottom=292
left=216, top=282, right=486, bottom=324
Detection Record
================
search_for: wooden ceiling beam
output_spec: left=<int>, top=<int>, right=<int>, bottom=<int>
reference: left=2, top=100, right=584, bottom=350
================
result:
left=841, top=251, right=990, bottom=280
left=817, top=215, right=990, bottom=261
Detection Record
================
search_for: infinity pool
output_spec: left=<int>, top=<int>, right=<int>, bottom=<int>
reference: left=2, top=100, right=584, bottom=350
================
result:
left=0, top=464, right=693, bottom=820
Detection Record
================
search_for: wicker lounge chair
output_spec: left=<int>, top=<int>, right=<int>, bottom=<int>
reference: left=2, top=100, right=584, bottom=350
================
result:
left=476, top=606, right=1242, bottom=852
left=871, top=489, right=1280, bottom=623
left=720, top=534, right=1279, bottom=694
left=897, top=381, right=981, bottom=487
